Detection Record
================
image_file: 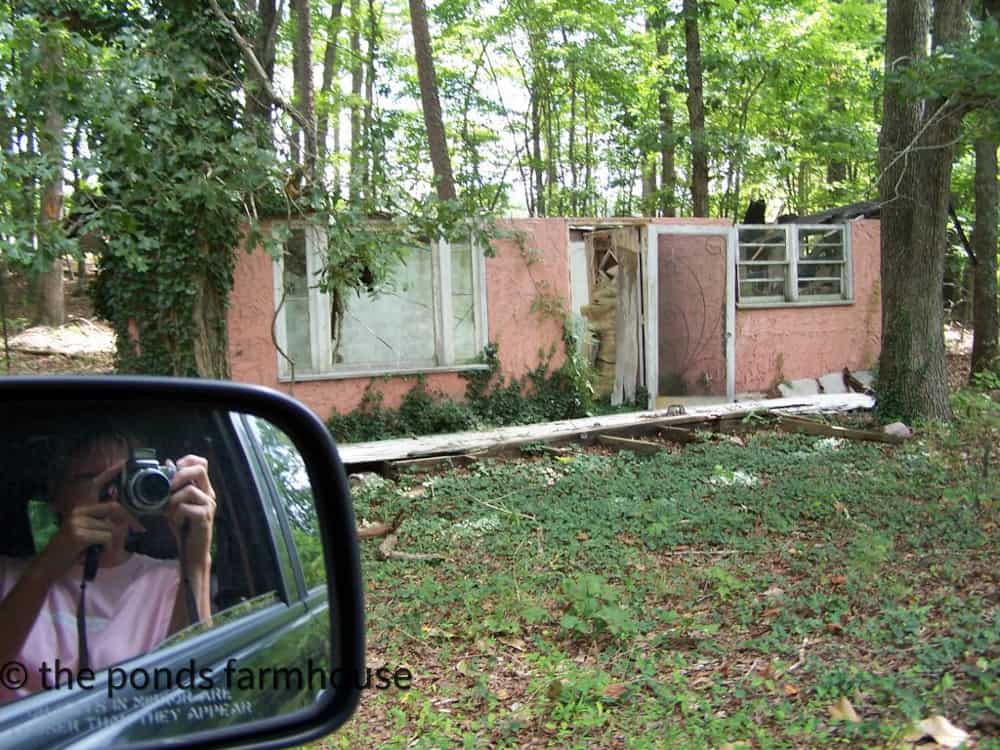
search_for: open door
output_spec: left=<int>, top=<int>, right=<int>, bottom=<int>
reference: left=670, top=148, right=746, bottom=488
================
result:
left=644, top=225, right=736, bottom=409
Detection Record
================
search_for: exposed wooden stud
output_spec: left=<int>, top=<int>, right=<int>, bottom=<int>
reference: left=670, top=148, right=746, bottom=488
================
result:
left=596, top=434, right=665, bottom=455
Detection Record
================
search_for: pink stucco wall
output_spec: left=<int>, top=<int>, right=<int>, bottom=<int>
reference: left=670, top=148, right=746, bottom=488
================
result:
left=734, top=219, right=882, bottom=393
left=227, top=219, right=571, bottom=419
left=227, top=217, right=881, bottom=418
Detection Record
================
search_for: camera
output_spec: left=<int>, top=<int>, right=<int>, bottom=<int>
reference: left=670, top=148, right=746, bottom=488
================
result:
left=111, top=448, right=176, bottom=515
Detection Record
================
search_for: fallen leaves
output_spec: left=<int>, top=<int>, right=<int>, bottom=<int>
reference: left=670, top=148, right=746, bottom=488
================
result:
left=828, top=696, right=861, bottom=723
left=901, top=715, right=970, bottom=748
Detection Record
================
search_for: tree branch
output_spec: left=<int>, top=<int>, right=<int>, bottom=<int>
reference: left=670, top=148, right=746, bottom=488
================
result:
left=207, top=0, right=311, bottom=134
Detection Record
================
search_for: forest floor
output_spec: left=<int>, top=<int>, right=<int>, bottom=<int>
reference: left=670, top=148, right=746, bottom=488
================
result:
left=1, top=273, right=114, bottom=375
left=321, top=398, right=999, bottom=750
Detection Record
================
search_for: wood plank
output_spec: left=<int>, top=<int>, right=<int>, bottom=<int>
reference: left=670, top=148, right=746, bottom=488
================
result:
left=336, top=393, right=875, bottom=466
left=388, top=453, right=480, bottom=477
left=774, top=414, right=903, bottom=445
left=613, top=242, right=640, bottom=405
left=656, top=425, right=703, bottom=444
left=596, top=434, right=665, bottom=456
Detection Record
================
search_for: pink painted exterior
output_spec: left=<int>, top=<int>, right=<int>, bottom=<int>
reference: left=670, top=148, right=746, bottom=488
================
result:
left=227, top=217, right=881, bottom=419
left=227, top=219, right=571, bottom=419
left=734, top=220, right=882, bottom=393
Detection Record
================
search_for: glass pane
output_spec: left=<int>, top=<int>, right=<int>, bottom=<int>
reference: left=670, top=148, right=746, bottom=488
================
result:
left=451, top=243, right=479, bottom=362
left=738, top=227, right=787, bottom=244
left=798, top=227, right=844, bottom=261
left=740, top=279, right=785, bottom=299
left=799, top=278, right=843, bottom=296
left=337, top=243, right=436, bottom=367
left=739, top=244, right=786, bottom=262
left=739, top=263, right=786, bottom=300
left=282, top=230, right=313, bottom=374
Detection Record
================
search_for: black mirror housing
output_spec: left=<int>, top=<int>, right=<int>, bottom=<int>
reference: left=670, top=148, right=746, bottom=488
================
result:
left=0, top=376, right=364, bottom=750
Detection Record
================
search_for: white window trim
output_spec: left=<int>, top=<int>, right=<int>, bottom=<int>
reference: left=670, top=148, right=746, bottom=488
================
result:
left=273, top=228, right=489, bottom=381
left=736, top=223, right=852, bottom=308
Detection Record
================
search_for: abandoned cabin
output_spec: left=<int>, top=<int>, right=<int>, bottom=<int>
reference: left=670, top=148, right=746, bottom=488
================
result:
left=227, top=210, right=881, bottom=420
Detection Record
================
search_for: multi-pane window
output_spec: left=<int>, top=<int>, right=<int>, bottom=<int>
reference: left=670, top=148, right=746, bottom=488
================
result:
left=737, top=224, right=851, bottom=304
left=273, top=225, right=487, bottom=378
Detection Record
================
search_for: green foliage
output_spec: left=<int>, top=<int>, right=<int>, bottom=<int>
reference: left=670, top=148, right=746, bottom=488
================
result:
left=338, top=410, right=1000, bottom=748
left=559, top=574, right=637, bottom=639
left=327, top=334, right=593, bottom=442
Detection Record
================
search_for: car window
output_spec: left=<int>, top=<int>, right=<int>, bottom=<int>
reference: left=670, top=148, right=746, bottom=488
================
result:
left=246, top=416, right=326, bottom=591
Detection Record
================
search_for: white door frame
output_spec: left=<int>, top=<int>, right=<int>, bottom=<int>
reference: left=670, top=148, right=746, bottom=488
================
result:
left=644, top=225, right=737, bottom=409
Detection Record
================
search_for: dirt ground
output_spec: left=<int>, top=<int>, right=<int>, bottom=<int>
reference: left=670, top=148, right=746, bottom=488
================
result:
left=1, top=271, right=115, bottom=375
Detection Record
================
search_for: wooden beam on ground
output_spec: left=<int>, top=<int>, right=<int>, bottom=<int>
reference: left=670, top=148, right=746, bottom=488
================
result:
left=656, top=426, right=702, bottom=444
left=596, top=434, right=666, bottom=455
left=775, top=414, right=903, bottom=445
left=337, top=393, right=875, bottom=467
left=387, top=453, right=480, bottom=478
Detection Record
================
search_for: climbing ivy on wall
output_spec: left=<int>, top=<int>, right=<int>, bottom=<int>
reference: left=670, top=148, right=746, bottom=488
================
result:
left=87, top=3, right=283, bottom=377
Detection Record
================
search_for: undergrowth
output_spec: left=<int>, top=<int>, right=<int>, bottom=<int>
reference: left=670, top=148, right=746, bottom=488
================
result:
left=327, top=331, right=608, bottom=442
left=316, top=383, right=999, bottom=749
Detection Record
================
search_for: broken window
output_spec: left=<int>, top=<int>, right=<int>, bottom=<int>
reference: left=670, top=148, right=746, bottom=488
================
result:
left=272, top=227, right=487, bottom=379
left=737, top=224, right=851, bottom=305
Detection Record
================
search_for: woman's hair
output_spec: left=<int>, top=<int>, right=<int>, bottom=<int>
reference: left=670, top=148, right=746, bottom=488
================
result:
left=47, top=420, right=139, bottom=501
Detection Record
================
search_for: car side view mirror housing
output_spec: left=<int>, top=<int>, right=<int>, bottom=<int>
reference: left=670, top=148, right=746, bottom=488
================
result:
left=0, top=376, right=363, bottom=750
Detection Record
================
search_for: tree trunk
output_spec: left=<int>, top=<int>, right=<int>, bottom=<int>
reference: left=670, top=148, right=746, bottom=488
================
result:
left=363, top=0, right=378, bottom=203
left=191, top=271, right=231, bottom=379
left=291, top=0, right=318, bottom=183
left=37, top=31, right=65, bottom=327
left=349, top=0, right=363, bottom=202
left=877, top=0, right=967, bottom=420
left=245, top=0, right=279, bottom=148
left=531, top=89, right=544, bottom=216
left=317, top=0, right=344, bottom=174
left=970, top=139, right=998, bottom=377
left=641, top=159, right=657, bottom=217
left=408, top=0, right=456, bottom=202
left=657, top=24, right=676, bottom=218
left=683, top=0, right=708, bottom=217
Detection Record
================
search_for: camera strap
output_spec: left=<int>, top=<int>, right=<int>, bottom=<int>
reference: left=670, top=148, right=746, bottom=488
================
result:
left=75, top=524, right=202, bottom=673
left=76, top=578, right=91, bottom=673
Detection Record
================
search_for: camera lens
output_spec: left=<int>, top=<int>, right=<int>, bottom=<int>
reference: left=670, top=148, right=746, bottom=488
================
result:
left=130, top=469, right=172, bottom=511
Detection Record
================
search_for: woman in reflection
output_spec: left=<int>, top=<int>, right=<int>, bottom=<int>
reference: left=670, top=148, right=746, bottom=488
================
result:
left=0, top=426, right=215, bottom=701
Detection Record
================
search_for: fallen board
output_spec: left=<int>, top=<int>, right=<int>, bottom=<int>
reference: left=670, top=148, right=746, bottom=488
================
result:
left=596, top=434, right=666, bottom=455
left=337, top=393, right=875, bottom=467
left=775, top=414, right=904, bottom=445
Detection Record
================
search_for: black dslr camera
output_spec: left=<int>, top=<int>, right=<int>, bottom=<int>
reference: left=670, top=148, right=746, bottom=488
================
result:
left=110, top=448, right=176, bottom=515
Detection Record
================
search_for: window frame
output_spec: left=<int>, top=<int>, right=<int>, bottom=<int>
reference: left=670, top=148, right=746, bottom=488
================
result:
left=272, top=224, right=490, bottom=380
left=736, top=223, right=853, bottom=308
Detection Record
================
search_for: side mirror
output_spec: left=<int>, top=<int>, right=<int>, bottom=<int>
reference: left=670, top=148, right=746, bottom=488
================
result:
left=0, top=376, right=363, bottom=749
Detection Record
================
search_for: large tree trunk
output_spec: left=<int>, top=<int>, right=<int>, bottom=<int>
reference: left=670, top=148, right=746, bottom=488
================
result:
left=408, top=0, right=456, bottom=202
left=37, top=31, right=65, bottom=327
left=878, top=0, right=967, bottom=420
left=349, top=0, right=363, bottom=202
left=244, top=0, right=279, bottom=148
left=291, top=0, right=318, bottom=182
left=363, top=0, right=378, bottom=203
left=656, top=19, right=676, bottom=217
left=317, top=0, right=344, bottom=175
left=970, top=139, right=998, bottom=377
left=683, top=0, right=708, bottom=217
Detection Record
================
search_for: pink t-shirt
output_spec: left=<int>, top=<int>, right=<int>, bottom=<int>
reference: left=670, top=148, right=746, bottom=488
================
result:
left=0, top=554, right=180, bottom=702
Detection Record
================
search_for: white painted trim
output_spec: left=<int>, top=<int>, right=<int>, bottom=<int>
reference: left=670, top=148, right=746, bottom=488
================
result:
left=474, top=238, right=489, bottom=353
left=272, top=252, right=288, bottom=377
left=725, top=226, right=736, bottom=402
left=644, top=228, right=659, bottom=411
left=788, top=224, right=800, bottom=302
left=306, top=225, right=331, bottom=373
left=277, top=363, right=491, bottom=383
left=843, top=224, right=854, bottom=301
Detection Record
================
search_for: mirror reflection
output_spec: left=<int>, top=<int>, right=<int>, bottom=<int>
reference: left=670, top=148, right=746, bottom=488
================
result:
left=0, top=403, right=332, bottom=747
